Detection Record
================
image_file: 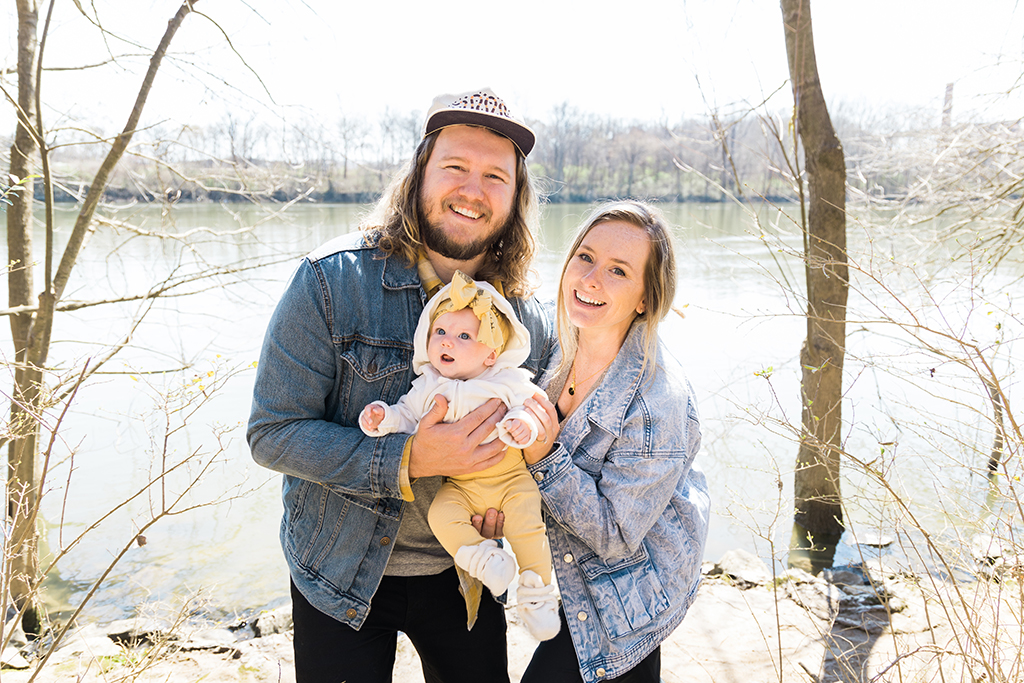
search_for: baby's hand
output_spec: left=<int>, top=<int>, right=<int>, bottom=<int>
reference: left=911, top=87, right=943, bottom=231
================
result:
left=361, top=404, right=385, bottom=432
left=504, top=418, right=531, bottom=445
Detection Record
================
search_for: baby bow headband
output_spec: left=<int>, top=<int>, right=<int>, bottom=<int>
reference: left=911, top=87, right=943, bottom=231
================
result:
left=435, top=271, right=508, bottom=351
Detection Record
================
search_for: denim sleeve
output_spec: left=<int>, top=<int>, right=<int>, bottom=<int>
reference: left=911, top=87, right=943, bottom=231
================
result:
left=530, top=384, right=701, bottom=561
left=246, top=259, right=406, bottom=499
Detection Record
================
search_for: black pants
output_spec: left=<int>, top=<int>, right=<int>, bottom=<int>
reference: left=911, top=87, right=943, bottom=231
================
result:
left=520, top=608, right=661, bottom=683
left=290, top=567, right=509, bottom=683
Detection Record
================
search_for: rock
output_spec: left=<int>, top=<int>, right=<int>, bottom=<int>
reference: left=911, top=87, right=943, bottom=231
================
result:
left=236, top=632, right=294, bottom=678
left=716, top=549, right=773, bottom=586
left=104, top=617, right=171, bottom=646
left=861, top=560, right=904, bottom=583
left=971, top=533, right=1005, bottom=563
left=253, top=605, right=293, bottom=637
left=784, top=578, right=841, bottom=621
left=839, top=583, right=884, bottom=606
left=0, top=647, right=30, bottom=670
left=49, top=624, right=122, bottom=663
left=823, top=564, right=868, bottom=586
left=854, top=531, right=894, bottom=548
left=1, top=612, right=29, bottom=670
left=780, top=566, right=817, bottom=584
left=179, top=627, right=240, bottom=653
left=835, top=611, right=888, bottom=635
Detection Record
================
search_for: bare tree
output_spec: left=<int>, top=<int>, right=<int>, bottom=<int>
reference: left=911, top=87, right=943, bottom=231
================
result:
left=780, top=0, right=849, bottom=573
left=614, top=125, right=654, bottom=198
left=336, top=112, right=368, bottom=180
left=2, top=0, right=205, bottom=633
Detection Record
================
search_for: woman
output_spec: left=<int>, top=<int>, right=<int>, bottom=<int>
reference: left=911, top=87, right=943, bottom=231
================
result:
left=520, top=200, right=710, bottom=683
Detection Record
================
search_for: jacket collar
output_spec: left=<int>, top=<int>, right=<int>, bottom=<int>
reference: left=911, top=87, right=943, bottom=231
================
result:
left=545, top=320, right=652, bottom=439
left=360, top=231, right=421, bottom=292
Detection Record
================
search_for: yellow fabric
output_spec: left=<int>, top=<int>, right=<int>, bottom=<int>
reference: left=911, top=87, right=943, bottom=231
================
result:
left=455, top=566, right=483, bottom=631
left=431, top=270, right=512, bottom=353
left=399, top=437, right=415, bottom=502
left=416, top=251, right=445, bottom=299
left=429, top=449, right=553, bottom=630
left=416, top=249, right=506, bottom=302
left=411, top=252, right=526, bottom=628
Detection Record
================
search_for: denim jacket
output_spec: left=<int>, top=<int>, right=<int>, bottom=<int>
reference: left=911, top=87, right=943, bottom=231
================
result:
left=528, top=321, right=710, bottom=682
left=247, top=230, right=553, bottom=628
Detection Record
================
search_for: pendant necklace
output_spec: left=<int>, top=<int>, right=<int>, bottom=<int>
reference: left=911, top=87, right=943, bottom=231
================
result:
left=568, top=357, right=615, bottom=396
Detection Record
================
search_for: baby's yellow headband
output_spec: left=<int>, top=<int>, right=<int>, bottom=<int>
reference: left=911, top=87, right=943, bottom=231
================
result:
left=431, top=271, right=512, bottom=353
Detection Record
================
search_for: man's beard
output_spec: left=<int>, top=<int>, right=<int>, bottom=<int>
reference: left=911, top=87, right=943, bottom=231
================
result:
left=420, top=205, right=512, bottom=262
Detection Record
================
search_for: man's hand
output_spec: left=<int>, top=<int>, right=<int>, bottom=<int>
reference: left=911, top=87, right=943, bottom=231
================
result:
left=409, top=396, right=508, bottom=478
left=471, top=509, right=505, bottom=539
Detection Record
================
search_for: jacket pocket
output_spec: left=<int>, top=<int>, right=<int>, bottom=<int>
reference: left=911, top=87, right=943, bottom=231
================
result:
left=283, top=480, right=379, bottom=591
left=338, top=339, right=412, bottom=415
left=578, top=544, right=669, bottom=639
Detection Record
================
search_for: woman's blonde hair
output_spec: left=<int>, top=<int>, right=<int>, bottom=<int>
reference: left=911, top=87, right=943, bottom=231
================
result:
left=363, top=129, right=540, bottom=297
left=555, top=200, right=677, bottom=380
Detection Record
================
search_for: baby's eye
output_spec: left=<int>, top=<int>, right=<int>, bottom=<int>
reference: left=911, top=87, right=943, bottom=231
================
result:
left=458, top=332, right=472, bottom=340
left=435, top=328, right=446, bottom=336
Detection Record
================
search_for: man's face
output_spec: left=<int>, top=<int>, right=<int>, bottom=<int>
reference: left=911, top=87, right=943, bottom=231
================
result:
left=419, top=125, right=518, bottom=262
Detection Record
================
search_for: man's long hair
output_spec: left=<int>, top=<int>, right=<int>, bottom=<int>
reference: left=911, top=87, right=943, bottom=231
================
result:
left=363, top=130, right=540, bottom=297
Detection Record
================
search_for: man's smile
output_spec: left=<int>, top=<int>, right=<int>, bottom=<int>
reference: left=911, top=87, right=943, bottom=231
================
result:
left=449, top=203, right=483, bottom=220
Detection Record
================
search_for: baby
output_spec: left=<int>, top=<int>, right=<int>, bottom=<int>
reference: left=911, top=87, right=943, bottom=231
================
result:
left=360, top=271, right=559, bottom=641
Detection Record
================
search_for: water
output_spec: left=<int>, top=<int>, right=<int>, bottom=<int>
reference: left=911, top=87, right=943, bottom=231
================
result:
left=2, top=200, right=1020, bottom=623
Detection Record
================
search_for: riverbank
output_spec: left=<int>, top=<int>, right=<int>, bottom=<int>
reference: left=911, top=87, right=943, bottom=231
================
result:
left=3, top=550, right=1021, bottom=682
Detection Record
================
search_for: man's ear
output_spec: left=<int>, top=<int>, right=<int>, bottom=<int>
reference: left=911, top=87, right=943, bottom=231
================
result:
left=484, top=350, right=498, bottom=367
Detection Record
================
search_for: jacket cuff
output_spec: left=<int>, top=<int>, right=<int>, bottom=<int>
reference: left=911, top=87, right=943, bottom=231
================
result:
left=526, top=444, right=568, bottom=491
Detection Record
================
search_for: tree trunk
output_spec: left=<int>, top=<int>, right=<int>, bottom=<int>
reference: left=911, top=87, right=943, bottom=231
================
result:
left=6, top=0, right=43, bottom=635
left=5, top=0, right=200, bottom=634
left=780, top=0, right=848, bottom=574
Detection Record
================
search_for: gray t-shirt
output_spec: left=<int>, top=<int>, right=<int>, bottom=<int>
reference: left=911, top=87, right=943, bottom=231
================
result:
left=384, top=475, right=454, bottom=576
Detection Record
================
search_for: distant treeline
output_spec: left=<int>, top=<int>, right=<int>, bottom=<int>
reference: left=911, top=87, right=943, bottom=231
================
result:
left=12, top=102, right=1022, bottom=206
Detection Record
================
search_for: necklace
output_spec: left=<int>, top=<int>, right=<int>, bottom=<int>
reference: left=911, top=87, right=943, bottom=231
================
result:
left=568, top=357, right=615, bottom=396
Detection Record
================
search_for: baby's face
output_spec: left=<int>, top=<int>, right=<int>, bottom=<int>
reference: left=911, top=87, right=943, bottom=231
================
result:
left=427, top=308, right=498, bottom=380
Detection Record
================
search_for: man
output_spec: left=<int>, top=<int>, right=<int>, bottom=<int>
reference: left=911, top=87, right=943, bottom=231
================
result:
left=248, top=89, right=553, bottom=683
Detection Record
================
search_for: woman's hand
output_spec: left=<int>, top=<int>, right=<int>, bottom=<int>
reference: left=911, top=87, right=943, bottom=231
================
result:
left=523, top=392, right=560, bottom=465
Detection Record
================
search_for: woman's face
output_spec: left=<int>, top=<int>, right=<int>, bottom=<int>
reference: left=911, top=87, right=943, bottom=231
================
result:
left=562, top=219, right=651, bottom=339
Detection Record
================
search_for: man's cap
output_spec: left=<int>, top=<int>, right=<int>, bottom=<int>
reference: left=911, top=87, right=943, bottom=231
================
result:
left=423, top=88, right=535, bottom=157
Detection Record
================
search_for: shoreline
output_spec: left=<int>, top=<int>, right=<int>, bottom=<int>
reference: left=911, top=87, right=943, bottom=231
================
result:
left=4, top=550, right=1021, bottom=682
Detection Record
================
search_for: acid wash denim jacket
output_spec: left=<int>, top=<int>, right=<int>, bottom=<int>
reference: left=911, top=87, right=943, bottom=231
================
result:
left=247, top=230, right=553, bottom=628
left=529, top=320, right=710, bottom=682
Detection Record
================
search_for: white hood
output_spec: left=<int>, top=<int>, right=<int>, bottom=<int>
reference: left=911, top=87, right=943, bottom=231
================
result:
left=412, top=279, right=531, bottom=376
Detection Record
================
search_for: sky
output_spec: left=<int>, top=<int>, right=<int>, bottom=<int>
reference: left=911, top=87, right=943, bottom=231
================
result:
left=2, top=0, right=1023, bottom=136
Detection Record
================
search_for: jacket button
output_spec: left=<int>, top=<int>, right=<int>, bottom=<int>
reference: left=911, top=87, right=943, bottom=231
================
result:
left=533, top=472, right=544, bottom=482
left=380, top=537, right=391, bottom=546
left=563, top=554, right=574, bottom=564
left=596, top=668, right=606, bottom=677
left=367, top=361, right=378, bottom=374
left=346, top=608, right=357, bottom=619
left=577, top=611, right=588, bottom=621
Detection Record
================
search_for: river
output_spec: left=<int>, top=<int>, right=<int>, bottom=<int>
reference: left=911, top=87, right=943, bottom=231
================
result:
left=3, top=200, right=1020, bottom=623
